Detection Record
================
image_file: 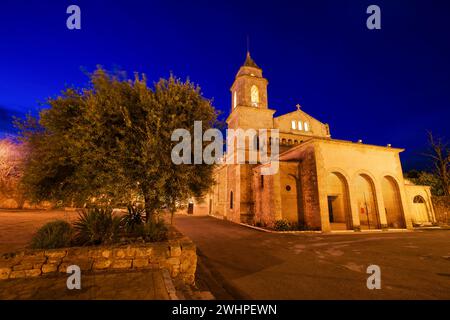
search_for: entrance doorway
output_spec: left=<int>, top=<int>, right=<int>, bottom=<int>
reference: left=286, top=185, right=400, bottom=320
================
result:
left=326, top=172, right=352, bottom=230
left=355, top=174, right=380, bottom=230
left=412, top=195, right=431, bottom=224
left=381, top=176, right=406, bottom=228
left=187, top=203, right=194, bottom=215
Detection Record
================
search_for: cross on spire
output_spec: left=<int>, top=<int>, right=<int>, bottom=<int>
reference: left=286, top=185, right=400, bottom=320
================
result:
left=296, top=104, right=302, bottom=111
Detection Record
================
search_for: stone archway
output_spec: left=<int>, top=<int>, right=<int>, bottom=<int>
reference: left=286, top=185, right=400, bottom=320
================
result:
left=412, top=195, right=431, bottom=224
left=355, top=174, right=380, bottom=230
left=326, top=172, right=352, bottom=230
left=381, top=176, right=406, bottom=228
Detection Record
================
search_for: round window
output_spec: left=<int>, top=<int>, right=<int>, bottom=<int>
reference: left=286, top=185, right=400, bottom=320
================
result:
left=286, top=185, right=291, bottom=191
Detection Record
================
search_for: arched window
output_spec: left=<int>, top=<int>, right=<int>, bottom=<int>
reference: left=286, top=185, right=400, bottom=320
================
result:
left=253, top=135, right=259, bottom=150
left=233, top=91, right=237, bottom=108
left=291, top=120, right=296, bottom=130
left=251, top=85, right=259, bottom=106
left=298, top=121, right=303, bottom=130
left=304, top=122, right=309, bottom=131
left=413, top=195, right=425, bottom=203
left=230, top=191, right=234, bottom=209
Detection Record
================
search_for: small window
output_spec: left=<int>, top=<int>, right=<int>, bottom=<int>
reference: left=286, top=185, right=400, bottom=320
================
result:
left=253, top=135, right=259, bottom=150
left=286, top=185, right=292, bottom=192
left=251, top=85, right=259, bottom=107
left=291, top=120, right=296, bottom=130
left=233, top=91, right=237, bottom=109
left=298, top=121, right=303, bottom=130
left=304, top=122, right=309, bottom=131
left=230, top=191, right=234, bottom=209
left=413, top=195, right=425, bottom=203
left=260, top=175, right=264, bottom=188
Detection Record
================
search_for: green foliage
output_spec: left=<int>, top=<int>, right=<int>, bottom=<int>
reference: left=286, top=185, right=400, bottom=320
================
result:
left=122, top=205, right=144, bottom=234
left=406, top=170, right=447, bottom=196
left=30, top=220, right=73, bottom=249
left=73, top=207, right=121, bottom=246
left=16, top=68, right=219, bottom=220
left=136, top=220, right=168, bottom=242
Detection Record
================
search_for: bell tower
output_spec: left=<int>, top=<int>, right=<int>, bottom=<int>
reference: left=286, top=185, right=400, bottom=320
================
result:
left=225, top=51, right=276, bottom=224
left=227, top=52, right=275, bottom=130
left=230, top=52, right=269, bottom=111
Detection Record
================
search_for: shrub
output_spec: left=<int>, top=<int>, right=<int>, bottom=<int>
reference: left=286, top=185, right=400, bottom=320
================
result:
left=273, top=219, right=291, bottom=231
left=30, top=220, right=73, bottom=249
left=74, top=207, right=121, bottom=245
left=122, top=205, right=144, bottom=234
left=137, top=219, right=168, bottom=242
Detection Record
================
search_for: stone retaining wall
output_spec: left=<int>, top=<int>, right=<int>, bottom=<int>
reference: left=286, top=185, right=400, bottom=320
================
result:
left=0, top=237, right=197, bottom=285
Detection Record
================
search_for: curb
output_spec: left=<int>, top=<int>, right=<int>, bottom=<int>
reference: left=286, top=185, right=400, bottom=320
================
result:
left=239, top=222, right=414, bottom=235
left=239, top=222, right=322, bottom=234
left=162, top=269, right=179, bottom=300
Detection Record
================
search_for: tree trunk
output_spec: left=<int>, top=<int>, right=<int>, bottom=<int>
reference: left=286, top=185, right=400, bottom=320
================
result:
left=141, top=184, right=155, bottom=222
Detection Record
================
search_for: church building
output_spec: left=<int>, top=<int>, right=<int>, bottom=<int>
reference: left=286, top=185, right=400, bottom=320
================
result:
left=192, top=52, right=436, bottom=232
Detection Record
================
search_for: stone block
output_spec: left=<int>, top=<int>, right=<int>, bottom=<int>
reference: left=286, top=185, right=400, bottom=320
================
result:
left=59, top=259, right=93, bottom=273
left=9, top=270, right=26, bottom=279
left=45, top=249, right=67, bottom=259
left=113, top=246, right=136, bottom=259
left=66, top=248, right=88, bottom=259
left=111, top=259, right=132, bottom=269
left=0, top=258, right=17, bottom=269
left=170, top=265, right=180, bottom=277
left=166, top=257, right=180, bottom=266
left=113, top=248, right=126, bottom=259
left=132, top=259, right=149, bottom=269
left=13, top=263, right=33, bottom=271
left=42, top=263, right=58, bottom=274
left=169, top=245, right=182, bottom=257
left=93, top=259, right=112, bottom=270
left=101, top=249, right=112, bottom=258
left=47, top=258, right=62, bottom=265
left=25, top=269, right=42, bottom=277
left=88, top=248, right=103, bottom=258
left=0, top=267, right=11, bottom=280
left=135, top=247, right=153, bottom=258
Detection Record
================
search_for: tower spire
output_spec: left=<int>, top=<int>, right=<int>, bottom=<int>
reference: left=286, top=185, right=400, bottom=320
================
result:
left=247, top=35, right=250, bottom=54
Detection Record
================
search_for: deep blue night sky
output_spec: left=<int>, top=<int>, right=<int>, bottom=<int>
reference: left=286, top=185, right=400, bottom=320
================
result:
left=0, top=0, right=449, bottom=170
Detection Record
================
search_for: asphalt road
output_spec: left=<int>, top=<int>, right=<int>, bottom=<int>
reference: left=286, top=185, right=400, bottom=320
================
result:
left=174, top=215, right=450, bottom=300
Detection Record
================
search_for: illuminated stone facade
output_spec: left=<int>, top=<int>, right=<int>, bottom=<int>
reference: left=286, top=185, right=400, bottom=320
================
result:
left=192, top=53, right=436, bottom=231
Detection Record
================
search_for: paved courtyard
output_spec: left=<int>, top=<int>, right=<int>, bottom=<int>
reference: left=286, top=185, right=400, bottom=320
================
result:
left=175, top=215, right=450, bottom=300
left=0, top=269, right=170, bottom=300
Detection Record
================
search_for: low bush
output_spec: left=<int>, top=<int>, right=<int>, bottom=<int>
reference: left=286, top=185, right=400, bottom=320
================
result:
left=137, top=219, right=168, bottom=242
left=30, top=220, right=74, bottom=249
left=273, top=219, right=291, bottom=231
left=73, top=207, right=121, bottom=246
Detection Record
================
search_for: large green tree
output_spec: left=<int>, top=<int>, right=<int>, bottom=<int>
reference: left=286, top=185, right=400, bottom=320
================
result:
left=17, top=68, right=218, bottom=220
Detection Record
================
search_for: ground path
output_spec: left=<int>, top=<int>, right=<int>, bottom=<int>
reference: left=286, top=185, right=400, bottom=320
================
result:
left=174, top=215, right=450, bottom=299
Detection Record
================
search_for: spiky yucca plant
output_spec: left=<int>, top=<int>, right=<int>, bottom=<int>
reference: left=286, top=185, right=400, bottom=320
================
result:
left=74, top=207, right=121, bottom=245
left=122, top=205, right=144, bottom=234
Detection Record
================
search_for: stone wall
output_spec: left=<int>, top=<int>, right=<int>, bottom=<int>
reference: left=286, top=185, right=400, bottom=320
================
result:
left=0, top=238, right=197, bottom=285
